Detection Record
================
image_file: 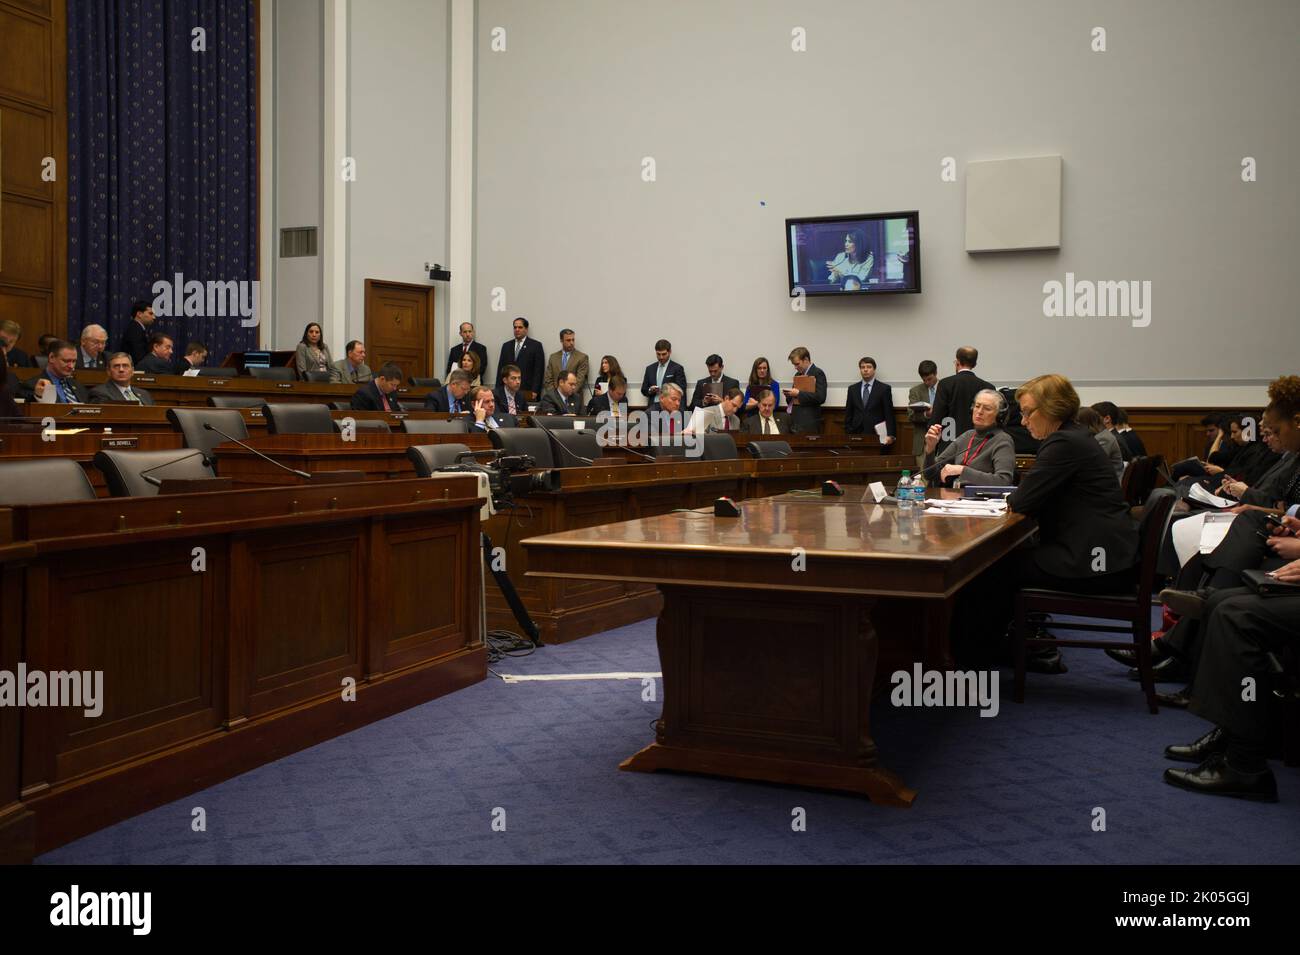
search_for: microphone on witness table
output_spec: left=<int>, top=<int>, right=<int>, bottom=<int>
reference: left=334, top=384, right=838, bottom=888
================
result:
left=202, top=422, right=312, bottom=479
left=539, top=423, right=594, bottom=466
left=137, top=448, right=213, bottom=486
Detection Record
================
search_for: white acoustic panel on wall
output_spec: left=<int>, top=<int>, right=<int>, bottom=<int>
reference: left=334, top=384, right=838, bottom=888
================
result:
left=965, top=155, right=1062, bottom=252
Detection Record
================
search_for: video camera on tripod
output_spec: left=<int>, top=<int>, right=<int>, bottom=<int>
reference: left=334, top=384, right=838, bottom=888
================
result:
left=430, top=450, right=561, bottom=519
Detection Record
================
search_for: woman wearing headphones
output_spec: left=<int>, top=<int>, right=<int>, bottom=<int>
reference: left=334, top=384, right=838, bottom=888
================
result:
left=922, top=388, right=1016, bottom=487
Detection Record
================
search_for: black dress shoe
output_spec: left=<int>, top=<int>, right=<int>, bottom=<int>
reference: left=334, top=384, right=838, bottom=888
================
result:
left=1129, top=655, right=1189, bottom=683
left=1025, top=646, right=1067, bottom=674
left=1156, top=688, right=1191, bottom=709
left=1105, top=640, right=1170, bottom=668
left=1163, top=753, right=1278, bottom=802
left=1159, top=588, right=1208, bottom=620
left=1165, top=727, right=1225, bottom=762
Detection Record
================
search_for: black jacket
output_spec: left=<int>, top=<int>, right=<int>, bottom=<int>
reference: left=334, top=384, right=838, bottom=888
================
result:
left=1240, top=452, right=1298, bottom=507
left=743, top=411, right=793, bottom=435
left=350, top=381, right=395, bottom=412
left=88, top=382, right=154, bottom=405
left=1115, top=429, right=1146, bottom=461
left=137, top=354, right=176, bottom=375
left=7, top=347, right=31, bottom=368
left=688, top=374, right=739, bottom=411
left=1227, top=441, right=1280, bottom=487
left=1, top=366, right=19, bottom=418
left=587, top=392, right=628, bottom=417
left=787, top=364, right=827, bottom=434
left=928, top=369, right=994, bottom=438
left=494, top=385, right=526, bottom=417
left=76, top=350, right=107, bottom=371
left=538, top=388, right=581, bottom=416
left=496, top=337, right=545, bottom=398
left=1007, top=421, right=1138, bottom=578
left=424, top=386, right=467, bottom=414
left=844, top=378, right=896, bottom=438
left=447, top=340, right=489, bottom=382
left=641, top=360, right=688, bottom=407
left=118, top=320, right=151, bottom=364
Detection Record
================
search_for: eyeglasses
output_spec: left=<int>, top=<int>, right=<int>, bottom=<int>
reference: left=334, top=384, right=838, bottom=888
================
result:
left=1020, top=405, right=1039, bottom=419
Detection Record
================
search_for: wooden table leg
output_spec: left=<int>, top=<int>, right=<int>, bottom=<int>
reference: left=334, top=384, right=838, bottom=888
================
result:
left=621, top=585, right=917, bottom=807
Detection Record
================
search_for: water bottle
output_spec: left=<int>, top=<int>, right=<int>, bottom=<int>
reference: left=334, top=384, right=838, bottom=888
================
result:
left=898, top=470, right=914, bottom=512
left=910, top=471, right=926, bottom=505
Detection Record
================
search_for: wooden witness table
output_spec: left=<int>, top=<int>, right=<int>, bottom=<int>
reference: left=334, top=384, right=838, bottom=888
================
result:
left=522, top=487, right=1035, bottom=806
left=0, top=476, right=484, bottom=862
left=213, top=433, right=492, bottom=485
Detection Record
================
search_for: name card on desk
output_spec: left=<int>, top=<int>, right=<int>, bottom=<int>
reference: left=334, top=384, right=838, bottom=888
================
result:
left=249, top=409, right=264, bottom=418
left=208, top=379, right=231, bottom=386
left=68, top=406, right=103, bottom=415
left=276, top=382, right=293, bottom=389
left=101, top=436, right=140, bottom=449
left=135, top=376, right=157, bottom=383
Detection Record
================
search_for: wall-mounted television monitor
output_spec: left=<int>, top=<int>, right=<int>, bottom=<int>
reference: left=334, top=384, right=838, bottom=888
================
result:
left=786, top=211, right=920, bottom=297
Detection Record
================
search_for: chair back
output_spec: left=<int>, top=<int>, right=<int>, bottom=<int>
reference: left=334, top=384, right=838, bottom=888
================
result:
left=1134, top=488, right=1176, bottom=608
left=303, top=370, right=332, bottom=383
left=549, top=429, right=601, bottom=465
left=94, top=448, right=216, bottom=497
left=403, top=418, right=468, bottom=434
left=208, top=395, right=265, bottom=409
left=701, top=433, right=739, bottom=461
left=406, top=443, right=471, bottom=477
left=166, top=408, right=249, bottom=463
left=530, top=415, right=599, bottom=431
left=409, top=377, right=442, bottom=388
left=247, top=366, right=297, bottom=381
left=488, top=427, right=554, bottom=468
left=0, top=459, right=96, bottom=505
left=1120, top=454, right=1164, bottom=506
left=33, top=355, right=48, bottom=370
left=340, top=418, right=391, bottom=434
left=397, top=400, right=426, bottom=412
left=748, top=439, right=792, bottom=458
left=262, top=402, right=334, bottom=434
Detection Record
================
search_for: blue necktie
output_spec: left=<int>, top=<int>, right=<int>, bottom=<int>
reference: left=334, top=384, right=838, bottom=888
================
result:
left=561, top=352, right=569, bottom=371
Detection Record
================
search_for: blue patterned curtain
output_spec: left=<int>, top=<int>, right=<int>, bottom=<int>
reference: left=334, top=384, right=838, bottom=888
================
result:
left=67, top=0, right=258, bottom=363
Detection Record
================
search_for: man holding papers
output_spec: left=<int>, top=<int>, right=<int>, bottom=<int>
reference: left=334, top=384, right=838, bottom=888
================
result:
left=844, top=357, right=895, bottom=444
left=685, top=387, right=744, bottom=433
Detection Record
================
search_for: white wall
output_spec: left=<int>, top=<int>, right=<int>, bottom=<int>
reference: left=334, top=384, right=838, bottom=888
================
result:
left=347, top=0, right=451, bottom=347
left=472, top=0, right=1300, bottom=406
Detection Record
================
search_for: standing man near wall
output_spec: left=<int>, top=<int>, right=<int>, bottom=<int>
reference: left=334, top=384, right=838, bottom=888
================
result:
left=497, top=317, right=545, bottom=399
left=908, top=359, right=940, bottom=468
left=544, top=328, right=589, bottom=403
left=784, top=346, right=828, bottom=434
left=448, top=322, right=489, bottom=383
left=928, top=346, right=993, bottom=452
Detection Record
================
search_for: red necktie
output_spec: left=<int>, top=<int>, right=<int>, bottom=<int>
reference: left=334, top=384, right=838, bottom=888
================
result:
left=381, top=389, right=390, bottom=411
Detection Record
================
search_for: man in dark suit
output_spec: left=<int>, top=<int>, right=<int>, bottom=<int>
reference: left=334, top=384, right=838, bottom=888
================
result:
left=118, top=301, right=156, bottom=365
left=844, top=356, right=896, bottom=445
left=588, top=374, right=629, bottom=418
left=783, top=346, right=827, bottom=434
left=136, top=333, right=177, bottom=375
left=743, top=389, right=793, bottom=434
left=688, top=354, right=740, bottom=411
left=538, top=371, right=582, bottom=415
left=928, top=346, right=994, bottom=449
left=494, top=364, right=526, bottom=418
left=88, top=353, right=154, bottom=404
left=18, top=340, right=86, bottom=403
left=350, top=363, right=404, bottom=412
left=0, top=320, right=30, bottom=369
left=468, top=385, right=517, bottom=432
left=641, top=339, right=687, bottom=411
left=424, top=370, right=474, bottom=413
left=1091, top=401, right=1147, bottom=461
left=496, top=317, right=545, bottom=399
left=76, top=325, right=110, bottom=370
left=448, top=321, right=490, bottom=383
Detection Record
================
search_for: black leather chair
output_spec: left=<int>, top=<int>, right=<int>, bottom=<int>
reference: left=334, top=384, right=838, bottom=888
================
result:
left=0, top=459, right=96, bottom=504
left=247, top=366, right=297, bottom=381
left=549, top=429, right=601, bottom=465
left=33, top=355, right=48, bottom=370
left=488, top=427, right=554, bottom=468
left=197, top=367, right=234, bottom=377
left=94, top=448, right=217, bottom=497
left=262, top=402, right=334, bottom=434
left=397, top=400, right=426, bottom=413
left=303, top=370, right=332, bottom=383
left=701, top=433, right=739, bottom=461
left=747, top=439, right=791, bottom=458
left=403, top=418, right=469, bottom=434
left=530, top=415, right=599, bottom=431
left=407, top=443, right=471, bottom=477
left=338, top=418, right=391, bottom=434
left=208, top=395, right=265, bottom=409
left=166, top=408, right=249, bottom=466
left=1013, top=488, right=1176, bottom=714
left=409, top=377, right=442, bottom=388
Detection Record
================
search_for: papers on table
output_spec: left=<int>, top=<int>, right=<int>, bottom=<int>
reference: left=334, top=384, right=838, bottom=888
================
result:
left=1188, top=482, right=1235, bottom=509
left=1171, top=512, right=1238, bottom=566
left=921, top=498, right=1008, bottom=518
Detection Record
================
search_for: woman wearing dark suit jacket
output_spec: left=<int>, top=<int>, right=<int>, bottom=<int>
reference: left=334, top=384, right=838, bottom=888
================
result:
left=922, top=388, right=1016, bottom=487
left=953, top=374, right=1138, bottom=669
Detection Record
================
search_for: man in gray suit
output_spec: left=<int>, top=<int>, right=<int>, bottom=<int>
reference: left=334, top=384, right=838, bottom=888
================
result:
left=907, top=359, right=939, bottom=469
left=329, top=340, right=373, bottom=384
left=89, top=353, right=154, bottom=404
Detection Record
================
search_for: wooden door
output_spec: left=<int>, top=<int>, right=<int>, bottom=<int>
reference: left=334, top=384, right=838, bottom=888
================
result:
left=364, top=279, right=434, bottom=381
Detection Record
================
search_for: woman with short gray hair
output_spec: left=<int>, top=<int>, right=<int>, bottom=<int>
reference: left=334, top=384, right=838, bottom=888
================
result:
left=923, top=388, right=1016, bottom=487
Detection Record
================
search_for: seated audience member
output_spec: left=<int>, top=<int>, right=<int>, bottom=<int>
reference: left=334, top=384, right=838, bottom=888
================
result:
left=784, top=347, right=827, bottom=434
left=1221, top=413, right=1280, bottom=487
left=176, top=341, right=208, bottom=375
left=424, top=369, right=473, bottom=414
left=743, top=389, right=792, bottom=435
left=330, top=340, right=373, bottom=384
left=18, top=340, right=85, bottom=403
left=593, top=355, right=623, bottom=396
left=742, top=356, right=781, bottom=417
left=1161, top=567, right=1299, bottom=802
left=494, top=364, right=526, bottom=417
left=1076, top=406, right=1124, bottom=481
left=458, top=349, right=483, bottom=387
left=922, top=389, right=1016, bottom=487
left=688, top=354, right=739, bottom=411
left=655, top=382, right=686, bottom=434
left=685, top=387, right=744, bottom=433
left=0, top=320, right=31, bottom=368
left=641, top=339, right=687, bottom=411
left=844, top=356, right=896, bottom=444
left=589, top=373, right=628, bottom=417
left=468, top=384, right=515, bottom=431
left=118, top=300, right=156, bottom=363
left=30, top=334, right=58, bottom=366
left=1091, top=401, right=1146, bottom=461
left=1219, top=423, right=1297, bottom=509
left=137, top=333, right=176, bottom=374
left=908, top=360, right=940, bottom=467
left=1172, top=413, right=1230, bottom=481
left=88, top=353, right=153, bottom=404
left=296, top=322, right=332, bottom=379
left=350, top=363, right=403, bottom=412
left=0, top=335, right=29, bottom=414
left=539, top=370, right=582, bottom=415
left=77, top=325, right=110, bottom=370
left=952, top=374, right=1138, bottom=671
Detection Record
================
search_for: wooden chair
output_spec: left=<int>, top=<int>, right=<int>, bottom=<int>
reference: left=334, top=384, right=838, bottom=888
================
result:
left=1013, top=488, right=1175, bottom=714
left=1120, top=454, right=1164, bottom=506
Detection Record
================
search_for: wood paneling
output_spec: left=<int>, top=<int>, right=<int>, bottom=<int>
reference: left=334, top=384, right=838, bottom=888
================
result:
left=0, top=0, right=66, bottom=348
left=364, top=279, right=435, bottom=381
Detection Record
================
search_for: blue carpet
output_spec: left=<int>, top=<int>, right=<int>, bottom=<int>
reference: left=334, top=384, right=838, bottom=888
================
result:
left=38, top=616, right=1298, bottom=865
